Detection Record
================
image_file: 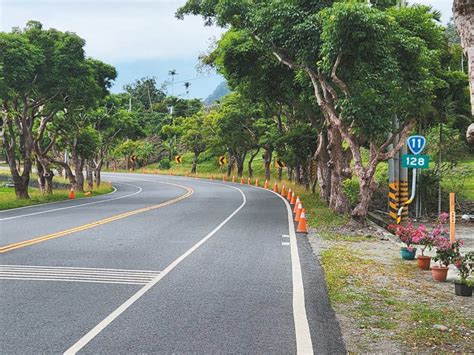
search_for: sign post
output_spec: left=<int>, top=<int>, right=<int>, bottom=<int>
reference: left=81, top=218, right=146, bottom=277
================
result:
left=450, top=192, right=456, bottom=243
left=397, top=135, right=428, bottom=224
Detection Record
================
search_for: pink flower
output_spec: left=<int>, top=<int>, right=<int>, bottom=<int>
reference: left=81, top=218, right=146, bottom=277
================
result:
left=439, top=212, right=449, bottom=224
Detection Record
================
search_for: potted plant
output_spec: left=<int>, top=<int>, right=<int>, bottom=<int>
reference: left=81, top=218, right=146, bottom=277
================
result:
left=454, top=252, right=473, bottom=297
left=388, top=223, right=417, bottom=260
left=410, top=224, right=435, bottom=270
left=432, top=238, right=461, bottom=282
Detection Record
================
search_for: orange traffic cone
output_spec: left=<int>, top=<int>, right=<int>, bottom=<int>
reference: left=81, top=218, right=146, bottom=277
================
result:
left=232, top=175, right=236, bottom=183
left=273, top=183, right=279, bottom=193
left=295, top=203, right=303, bottom=222
left=223, top=175, right=226, bottom=182
left=185, top=171, right=189, bottom=177
left=293, top=197, right=301, bottom=213
left=296, top=209, right=308, bottom=233
left=255, top=178, right=259, bottom=187
left=68, top=188, right=75, bottom=199
left=264, top=180, right=269, bottom=189
left=290, top=192, right=296, bottom=205
left=281, top=185, right=287, bottom=197
left=210, top=175, right=213, bottom=180
left=240, top=177, right=245, bottom=184
left=247, top=178, right=251, bottom=185
left=287, top=188, right=292, bottom=201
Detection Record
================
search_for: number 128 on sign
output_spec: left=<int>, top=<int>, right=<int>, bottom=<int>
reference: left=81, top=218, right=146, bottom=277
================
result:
left=401, top=154, right=429, bottom=169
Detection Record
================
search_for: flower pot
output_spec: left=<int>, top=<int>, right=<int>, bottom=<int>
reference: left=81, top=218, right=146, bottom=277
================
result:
left=400, top=247, right=416, bottom=260
left=454, top=281, right=473, bottom=297
left=432, top=266, right=449, bottom=282
left=417, top=255, right=431, bottom=270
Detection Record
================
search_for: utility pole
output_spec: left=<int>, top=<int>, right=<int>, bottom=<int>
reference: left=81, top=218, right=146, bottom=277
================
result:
left=389, top=0, right=409, bottom=223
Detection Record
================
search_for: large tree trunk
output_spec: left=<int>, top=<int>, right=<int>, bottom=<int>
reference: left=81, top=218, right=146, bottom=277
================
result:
left=191, top=151, right=198, bottom=174
left=226, top=156, right=234, bottom=177
left=247, top=148, right=260, bottom=178
left=315, top=133, right=331, bottom=203
left=36, top=159, right=46, bottom=194
left=327, top=127, right=351, bottom=214
left=72, top=150, right=85, bottom=193
left=235, top=151, right=247, bottom=177
left=86, top=163, right=93, bottom=190
left=56, top=161, right=78, bottom=190
left=351, top=176, right=378, bottom=222
left=453, top=0, right=474, bottom=115
left=263, top=146, right=272, bottom=181
left=4, top=119, right=33, bottom=199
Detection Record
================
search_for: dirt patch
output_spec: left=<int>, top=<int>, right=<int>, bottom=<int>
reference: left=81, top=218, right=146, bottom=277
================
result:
left=308, top=224, right=474, bottom=353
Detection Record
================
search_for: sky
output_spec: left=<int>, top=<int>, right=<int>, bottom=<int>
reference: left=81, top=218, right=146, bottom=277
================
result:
left=0, top=0, right=453, bottom=100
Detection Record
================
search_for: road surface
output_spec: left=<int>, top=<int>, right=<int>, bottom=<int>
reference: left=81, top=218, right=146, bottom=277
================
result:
left=0, top=172, right=344, bottom=354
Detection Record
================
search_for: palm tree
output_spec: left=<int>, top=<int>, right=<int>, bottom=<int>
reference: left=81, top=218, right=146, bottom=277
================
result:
left=168, top=69, right=178, bottom=96
left=453, top=0, right=474, bottom=116
left=184, top=82, right=191, bottom=98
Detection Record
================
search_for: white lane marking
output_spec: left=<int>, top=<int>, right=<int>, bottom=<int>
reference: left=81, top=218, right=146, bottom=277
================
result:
left=64, top=185, right=246, bottom=355
left=96, top=173, right=313, bottom=353
left=282, top=234, right=290, bottom=238
left=0, top=265, right=160, bottom=285
left=0, top=264, right=159, bottom=273
left=0, top=186, right=118, bottom=214
left=258, top=187, right=314, bottom=354
left=0, top=182, right=142, bottom=221
left=0, top=277, right=145, bottom=285
left=282, top=242, right=290, bottom=246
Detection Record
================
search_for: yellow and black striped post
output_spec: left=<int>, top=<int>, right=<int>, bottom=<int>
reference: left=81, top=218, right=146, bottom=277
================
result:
left=388, top=182, right=399, bottom=221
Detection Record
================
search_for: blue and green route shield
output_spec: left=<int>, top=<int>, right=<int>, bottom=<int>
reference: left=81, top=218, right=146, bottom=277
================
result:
left=401, top=154, right=430, bottom=169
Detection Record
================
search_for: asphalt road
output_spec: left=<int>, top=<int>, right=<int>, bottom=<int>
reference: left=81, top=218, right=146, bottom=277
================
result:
left=0, top=172, right=345, bottom=354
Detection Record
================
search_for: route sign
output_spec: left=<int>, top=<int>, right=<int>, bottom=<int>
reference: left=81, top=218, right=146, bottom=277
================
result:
left=407, top=135, right=426, bottom=155
left=175, top=155, right=183, bottom=164
left=401, top=154, right=429, bottom=169
left=219, top=156, right=227, bottom=165
left=275, top=159, right=286, bottom=168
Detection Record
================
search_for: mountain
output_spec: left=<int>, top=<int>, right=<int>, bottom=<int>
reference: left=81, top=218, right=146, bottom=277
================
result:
left=204, top=81, right=230, bottom=106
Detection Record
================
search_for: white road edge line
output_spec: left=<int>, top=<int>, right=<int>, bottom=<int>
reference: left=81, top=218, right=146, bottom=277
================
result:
left=265, top=188, right=314, bottom=354
left=64, top=185, right=247, bottom=355
left=153, top=174, right=314, bottom=354
left=0, top=182, right=142, bottom=221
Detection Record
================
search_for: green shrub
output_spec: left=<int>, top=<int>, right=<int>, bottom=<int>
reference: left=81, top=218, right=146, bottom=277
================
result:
left=342, top=178, right=360, bottom=206
left=159, top=158, right=171, bottom=170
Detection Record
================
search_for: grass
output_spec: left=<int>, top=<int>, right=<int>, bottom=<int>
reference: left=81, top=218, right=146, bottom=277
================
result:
left=0, top=178, right=113, bottom=211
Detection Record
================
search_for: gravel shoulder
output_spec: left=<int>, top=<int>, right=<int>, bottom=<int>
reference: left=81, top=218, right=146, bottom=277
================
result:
left=307, top=223, right=474, bottom=353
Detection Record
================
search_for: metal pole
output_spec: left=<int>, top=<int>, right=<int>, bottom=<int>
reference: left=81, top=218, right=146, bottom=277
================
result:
left=397, top=168, right=416, bottom=224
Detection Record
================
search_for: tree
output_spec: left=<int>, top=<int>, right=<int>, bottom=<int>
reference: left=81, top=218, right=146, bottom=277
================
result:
left=210, top=93, right=259, bottom=177
left=178, top=1, right=449, bottom=221
left=0, top=21, right=97, bottom=198
left=453, top=0, right=474, bottom=116
left=179, top=113, right=209, bottom=173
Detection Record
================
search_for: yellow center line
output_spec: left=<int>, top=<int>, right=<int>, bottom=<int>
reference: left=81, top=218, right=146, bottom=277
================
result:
left=0, top=185, right=193, bottom=254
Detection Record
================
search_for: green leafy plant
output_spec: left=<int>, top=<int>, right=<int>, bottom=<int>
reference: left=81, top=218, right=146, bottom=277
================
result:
left=454, top=252, right=474, bottom=285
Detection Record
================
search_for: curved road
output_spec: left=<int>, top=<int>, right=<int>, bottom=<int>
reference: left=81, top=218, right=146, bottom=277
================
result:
left=0, top=173, right=344, bottom=354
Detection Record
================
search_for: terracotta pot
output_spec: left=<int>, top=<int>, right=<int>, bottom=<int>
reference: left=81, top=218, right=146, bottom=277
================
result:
left=432, top=266, right=449, bottom=282
left=417, top=255, right=431, bottom=270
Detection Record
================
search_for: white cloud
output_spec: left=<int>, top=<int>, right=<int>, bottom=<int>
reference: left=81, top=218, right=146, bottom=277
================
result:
left=0, top=0, right=224, bottom=62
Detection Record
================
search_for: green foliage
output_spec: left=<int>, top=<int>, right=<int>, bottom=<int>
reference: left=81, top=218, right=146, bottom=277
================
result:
left=342, top=179, right=360, bottom=206
left=159, top=158, right=171, bottom=170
